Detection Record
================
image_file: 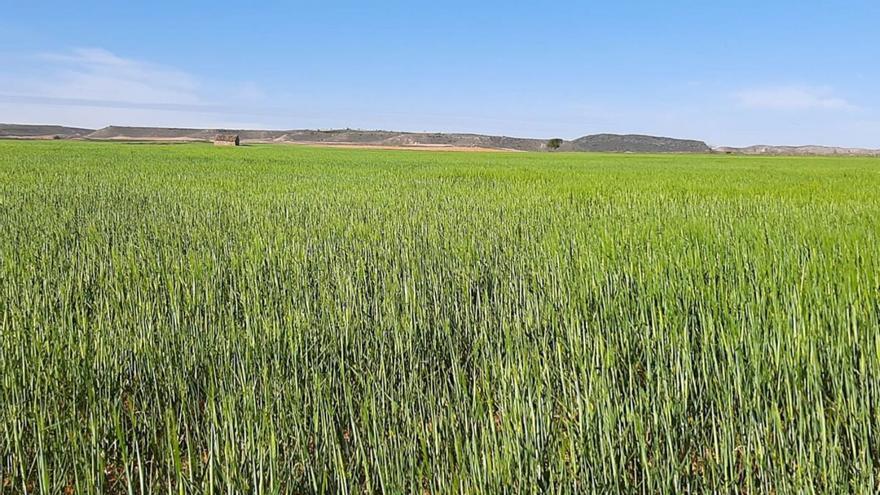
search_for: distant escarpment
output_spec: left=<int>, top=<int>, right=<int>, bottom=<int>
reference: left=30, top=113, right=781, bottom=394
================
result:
left=0, top=123, right=94, bottom=139
left=569, top=134, right=712, bottom=153
left=76, top=126, right=713, bottom=153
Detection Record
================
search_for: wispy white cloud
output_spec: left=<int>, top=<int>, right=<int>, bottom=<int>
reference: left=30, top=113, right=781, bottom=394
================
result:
left=735, top=85, right=857, bottom=111
left=0, top=48, right=277, bottom=128
left=35, top=48, right=201, bottom=105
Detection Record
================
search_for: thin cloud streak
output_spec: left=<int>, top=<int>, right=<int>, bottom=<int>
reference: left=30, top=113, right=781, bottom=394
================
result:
left=35, top=48, right=200, bottom=105
left=0, top=94, right=228, bottom=113
left=735, top=86, right=858, bottom=111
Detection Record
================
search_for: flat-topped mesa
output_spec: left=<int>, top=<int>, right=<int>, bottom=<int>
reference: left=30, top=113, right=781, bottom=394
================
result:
left=0, top=123, right=94, bottom=139
left=569, top=134, right=712, bottom=153
left=86, top=126, right=215, bottom=141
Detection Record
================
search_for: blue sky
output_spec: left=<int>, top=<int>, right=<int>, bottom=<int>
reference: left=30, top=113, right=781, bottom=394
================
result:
left=1, top=0, right=878, bottom=147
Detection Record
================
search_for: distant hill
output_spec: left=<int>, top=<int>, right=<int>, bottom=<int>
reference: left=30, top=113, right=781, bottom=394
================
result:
left=570, top=134, right=712, bottom=153
left=0, top=123, right=94, bottom=139
left=714, top=145, right=880, bottom=157
left=81, top=126, right=713, bottom=153
left=85, top=126, right=215, bottom=141
left=6, top=124, right=874, bottom=156
left=84, top=126, right=554, bottom=151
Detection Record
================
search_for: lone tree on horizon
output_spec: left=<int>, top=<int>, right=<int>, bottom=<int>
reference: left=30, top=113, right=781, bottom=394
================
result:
left=547, top=138, right=563, bottom=150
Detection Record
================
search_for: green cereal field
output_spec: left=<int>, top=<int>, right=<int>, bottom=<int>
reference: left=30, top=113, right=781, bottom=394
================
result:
left=1, top=140, right=879, bottom=493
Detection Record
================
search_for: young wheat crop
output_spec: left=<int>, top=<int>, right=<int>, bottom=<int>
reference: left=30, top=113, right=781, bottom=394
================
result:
left=1, top=141, right=878, bottom=493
